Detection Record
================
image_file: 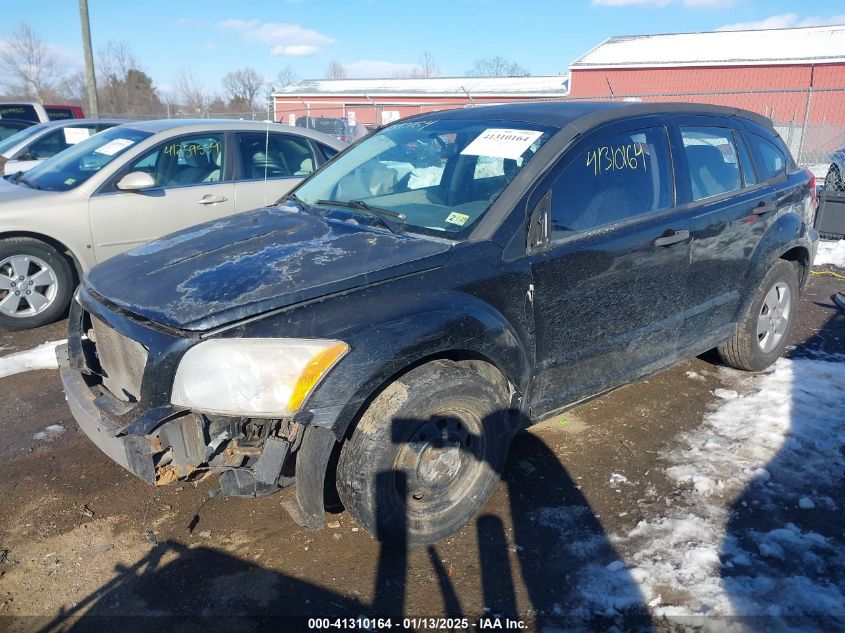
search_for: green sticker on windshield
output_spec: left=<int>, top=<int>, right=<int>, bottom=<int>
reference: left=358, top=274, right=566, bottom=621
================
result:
left=445, top=212, right=469, bottom=226
left=64, top=178, right=76, bottom=185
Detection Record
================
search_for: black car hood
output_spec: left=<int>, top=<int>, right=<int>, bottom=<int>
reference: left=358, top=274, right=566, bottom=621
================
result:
left=85, top=206, right=453, bottom=331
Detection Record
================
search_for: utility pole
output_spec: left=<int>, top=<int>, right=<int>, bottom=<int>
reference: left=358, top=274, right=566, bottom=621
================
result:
left=79, top=0, right=99, bottom=118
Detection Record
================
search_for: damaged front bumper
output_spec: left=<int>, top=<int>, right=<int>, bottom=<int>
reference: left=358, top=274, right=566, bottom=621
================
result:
left=57, top=292, right=304, bottom=497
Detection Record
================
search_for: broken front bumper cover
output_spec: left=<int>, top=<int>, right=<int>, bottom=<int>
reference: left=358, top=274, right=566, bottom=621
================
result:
left=58, top=347, right=157, bottom=483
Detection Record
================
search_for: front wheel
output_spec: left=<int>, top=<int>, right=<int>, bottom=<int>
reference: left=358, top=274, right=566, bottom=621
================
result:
left=336, top=360, right=512, bottom=547
left=0, top=238, right=74, bottom=331
left=717, top=260, right=798, bottom=372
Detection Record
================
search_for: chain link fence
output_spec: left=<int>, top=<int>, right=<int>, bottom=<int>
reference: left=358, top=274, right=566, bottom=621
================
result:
left=104, top=82, right=845, bottom=179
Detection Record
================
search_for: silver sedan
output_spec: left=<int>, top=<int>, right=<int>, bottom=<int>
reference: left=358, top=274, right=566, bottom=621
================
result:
left=0, top=119, right=344, bottom=330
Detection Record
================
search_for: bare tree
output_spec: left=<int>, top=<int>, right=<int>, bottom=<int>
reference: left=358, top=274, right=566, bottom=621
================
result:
left=466, top=56, right=530, bottom=77
left=419, top=51, right=438, bottom=78
left=325, top=60, right=347, bottom=80
left=96, top=41, right=163, bottom=115
left=274, top=65, right=299, bottom=90
left=174, top=67, right=211, bottom=115
left=0, top=23, right=65, bottom=100
left=221, top=67, right=265, bottom=110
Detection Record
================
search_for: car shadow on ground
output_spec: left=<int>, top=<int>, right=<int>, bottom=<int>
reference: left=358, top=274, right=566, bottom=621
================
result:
left=30, top=412, right=654, bottom=632
left=720, top=306, right=845, bottom=630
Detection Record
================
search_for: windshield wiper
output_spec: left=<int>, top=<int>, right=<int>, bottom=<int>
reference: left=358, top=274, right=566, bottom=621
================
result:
left=279, top=192, right=322, bottom=217
left=15, top=174, right=40, bottom=190
left=315, top=199, right=406, bottom=234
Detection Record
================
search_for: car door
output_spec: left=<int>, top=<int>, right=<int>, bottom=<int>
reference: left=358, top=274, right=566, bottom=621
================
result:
left=232, top=132, right=319, bottom=212
left=526, top=119, right=695, bottom=417
left=88, top=132, right=234, bottom=262
left=678, top=119, right=776, bottom=337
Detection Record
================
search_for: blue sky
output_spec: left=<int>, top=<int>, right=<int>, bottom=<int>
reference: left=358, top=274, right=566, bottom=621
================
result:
left=2, top=0, right=843, bottom=95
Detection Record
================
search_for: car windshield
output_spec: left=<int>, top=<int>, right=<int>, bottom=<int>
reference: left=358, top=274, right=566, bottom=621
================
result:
left=294, top=117, right=556, bottom=239
left=0, top=123, right=48, bottom=155
left=19, top=126, right=152, bottom=192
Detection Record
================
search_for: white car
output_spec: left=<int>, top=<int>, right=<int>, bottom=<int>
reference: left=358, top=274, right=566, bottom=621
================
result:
left=0, top=119, right=126, bottom=175
left=0, top=119, right=344, bottom=330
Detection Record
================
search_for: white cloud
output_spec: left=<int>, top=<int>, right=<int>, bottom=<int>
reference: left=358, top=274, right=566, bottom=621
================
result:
left=343, top=60, right=420, bottom=78
left=717, top=13, right=845, bottom=31
left=219, top=19, right=334, bottom=56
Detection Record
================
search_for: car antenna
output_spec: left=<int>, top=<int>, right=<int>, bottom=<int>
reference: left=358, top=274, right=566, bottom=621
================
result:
left=263, top=117, right=270, bottom=207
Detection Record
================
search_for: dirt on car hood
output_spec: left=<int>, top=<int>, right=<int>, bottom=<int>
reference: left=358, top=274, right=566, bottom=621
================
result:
left=84, top=206, right=453, bottom=331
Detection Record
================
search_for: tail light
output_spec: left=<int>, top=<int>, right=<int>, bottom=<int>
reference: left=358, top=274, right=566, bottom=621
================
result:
left=804, top=168, right=817, bottom=207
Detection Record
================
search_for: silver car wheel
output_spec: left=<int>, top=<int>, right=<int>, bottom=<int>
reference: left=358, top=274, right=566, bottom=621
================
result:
left=756, top=282, right=791, bottom=354
left=0, top=255, right=59, bottom=318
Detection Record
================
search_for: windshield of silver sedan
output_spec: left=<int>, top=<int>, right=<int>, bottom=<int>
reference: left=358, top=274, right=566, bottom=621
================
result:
left=293, top=117, right=556, bottom=238
left=17, top=127, right=152, bottom=192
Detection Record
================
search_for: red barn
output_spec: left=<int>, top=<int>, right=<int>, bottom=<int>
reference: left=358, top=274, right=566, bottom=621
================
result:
left=272, top=76, right=570, bottom=129
left=568, top=25, right=845, bottom=162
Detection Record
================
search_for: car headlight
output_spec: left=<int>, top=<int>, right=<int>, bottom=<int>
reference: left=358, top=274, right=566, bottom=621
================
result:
left=171, top=338, right=349, bottom=417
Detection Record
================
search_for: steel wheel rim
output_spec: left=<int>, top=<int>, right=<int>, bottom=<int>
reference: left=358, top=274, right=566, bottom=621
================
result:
left=0, top=254, right=59, bottom=318
left=392, top=407, right=485, bottom=517
left=757, top=281, right=791, bottom=353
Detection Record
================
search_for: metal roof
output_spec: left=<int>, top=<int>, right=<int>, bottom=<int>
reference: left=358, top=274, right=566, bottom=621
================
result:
left=571, top=24, right=845, bottom=69
left=272, top=76, right=570, bottom=98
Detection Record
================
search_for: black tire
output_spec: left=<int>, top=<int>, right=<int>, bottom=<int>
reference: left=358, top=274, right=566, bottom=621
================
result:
left=826, top=164, right=844, bottom=192
left=718, top=260, right=799, bottom=372
left=337, top=360, right=511, bottom=547
left=0, top=238, right=74, bottom=331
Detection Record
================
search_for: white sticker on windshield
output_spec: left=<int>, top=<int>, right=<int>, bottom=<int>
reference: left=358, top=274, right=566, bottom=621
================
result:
left=94, top=138, right=135, bottom=156
left=63, top=127, right=92, bottom=145
left=461, top=128, right=543, bottom=160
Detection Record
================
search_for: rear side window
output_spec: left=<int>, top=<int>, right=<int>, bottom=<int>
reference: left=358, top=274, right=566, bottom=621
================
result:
left=746, top=133, right=787, bottom=181
left=238, top=133, right=317, bottom=179
left=735, top=133, right=758, bottom=187
left=0, top=104, right=39, bottom=123
left=681, top=127, right=742, bottom=201
left=549, top=126, right=673, bottom=239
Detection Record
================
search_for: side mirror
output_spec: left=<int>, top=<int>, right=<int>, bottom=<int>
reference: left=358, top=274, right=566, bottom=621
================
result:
left=116, top=171, right=156, bottom=191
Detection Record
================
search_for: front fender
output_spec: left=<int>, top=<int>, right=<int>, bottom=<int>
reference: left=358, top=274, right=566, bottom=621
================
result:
left=302, top=291, right=532, bottom=440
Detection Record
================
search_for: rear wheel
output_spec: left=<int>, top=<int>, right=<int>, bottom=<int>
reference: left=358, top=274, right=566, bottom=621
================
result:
left=336, top=360, right=512, bottom=547
left=826, top=164, right=844, bottom=192
left=718, top=260, right=798, bottom=372
left=0, top=238, right=74, bottom=331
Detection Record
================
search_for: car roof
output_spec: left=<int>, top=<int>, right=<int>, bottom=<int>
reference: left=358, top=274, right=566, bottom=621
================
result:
left=35, top=118, right=129, bottom=128
left=425, top=101, right=773, bottom=131
left=118, top=118, right=344, bottom=144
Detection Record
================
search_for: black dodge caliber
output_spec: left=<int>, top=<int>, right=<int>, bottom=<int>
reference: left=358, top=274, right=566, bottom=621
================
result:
left=58, top=102, right=818, bottom=546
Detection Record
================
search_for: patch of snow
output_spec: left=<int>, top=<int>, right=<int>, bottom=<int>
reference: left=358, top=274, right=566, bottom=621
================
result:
left=798, top=497, right=816, bottom=510
left=609, top=473, right=628, bottom=484
left=685, top=370, right=705, bottom=381
left=0, top=340, right=65, bottom=379
left=32, top=424, right=65, bottom=441
left=712, top=388, right=739, bottom=400
left=537, top=358, right=845, bottom=627
left=814, top=240, right=845, bottom=268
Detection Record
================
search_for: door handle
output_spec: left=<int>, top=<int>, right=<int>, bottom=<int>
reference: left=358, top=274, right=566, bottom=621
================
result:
left=198, top=195, right=228, bottom=205
left=653, top=229, right=690, bottom=247
left=754, top=199, right=777, bottom=214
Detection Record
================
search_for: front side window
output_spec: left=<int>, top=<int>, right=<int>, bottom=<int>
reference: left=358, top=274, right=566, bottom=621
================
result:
left=238, top=133, right=316, bottom=180
left=295, top=118, right=556, bottom=239
left=19, top=126, right=151, bottom=192
left=746, top=133, right=787, bottom=181
left=23, top=125, right=98, bottom=160
left=549, top=126, right=673, bottom=239
left=127, top=134, right=225, bottom=188
left=681, top=127, right=742, bottom=201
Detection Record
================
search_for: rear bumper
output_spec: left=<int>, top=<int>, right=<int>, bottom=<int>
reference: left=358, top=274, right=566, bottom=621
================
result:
left=58, top=343, right=156, bottom=483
